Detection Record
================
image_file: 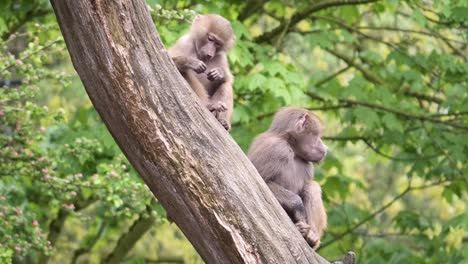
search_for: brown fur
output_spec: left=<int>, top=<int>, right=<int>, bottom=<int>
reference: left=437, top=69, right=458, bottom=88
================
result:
left=248, top=107, right=328, bottom=249
left=169, top=14, right=235, bottom=130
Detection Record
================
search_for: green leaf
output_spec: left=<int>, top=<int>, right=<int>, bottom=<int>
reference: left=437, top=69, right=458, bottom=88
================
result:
left=247, top=74, right=267, bottom=91
left=272, top=87, right=292, bottom=104
left=265, top=77, right=285, bottom=90
left=346, top=77, right=369, bottom=100
left=321, top=175, right=362, bottom=199
left=382, top=113, right=404, bottom=132
left=308, top=32, right=335, bottom=48
left=450, top=6, right=468, bottom=22
left=412, top=9, right=427, bottom=27
left=340, top=30, right=356, bottom=43
left=0, top=18, right=7, bottom=34
left=360, top=50, right=383, bottom=64
left=339, top=6, right=359, bottom=24
left=231, top=20, right=251, bottom=40
left=372, top=2, right=386, bottom=13
left=354, top=107, right=380, bottom=129
left=266, top=62, right=287, bottom=77
left=395, top=211, right=431, bottom=231
left=285, top=71, right=303, bottom=85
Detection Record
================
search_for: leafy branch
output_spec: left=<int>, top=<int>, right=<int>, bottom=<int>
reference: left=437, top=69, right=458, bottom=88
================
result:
left=1, top=8, right=51, bottom=41
left=0, top=39, right=64, bottom=73
left=305, top=91, right=468, bottom=130
left=238, top=0, right=267, bottom=22
left=232, top=66, right=353, bottom=128
left=255, top=0, right=380, bottom=43
left=71, top=221, right=107, bottom=264
left=104, top=207, right=156, bottom=263
left=38, top=198, right=96, bottom=263
left=320, top=179, right=451, bottom=249
left=362, top=139, right=440, bottom=162
left=357, top=26, right=466, bottom=45
left=324, top=48, right=445, bottom=105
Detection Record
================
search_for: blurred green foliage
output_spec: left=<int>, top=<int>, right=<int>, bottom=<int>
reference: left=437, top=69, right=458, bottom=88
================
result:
left=0, top=0, right=467, bottom=263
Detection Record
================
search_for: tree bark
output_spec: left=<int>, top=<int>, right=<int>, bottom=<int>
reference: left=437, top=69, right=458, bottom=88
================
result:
left=50, top=1, right=344, bottom=263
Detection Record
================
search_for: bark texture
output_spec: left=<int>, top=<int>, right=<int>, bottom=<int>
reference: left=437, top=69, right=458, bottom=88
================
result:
left=50, top=1, right=341, bottom=263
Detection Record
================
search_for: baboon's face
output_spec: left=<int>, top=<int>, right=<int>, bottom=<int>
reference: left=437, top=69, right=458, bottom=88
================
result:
left=196, top=33, right=223, bottom=62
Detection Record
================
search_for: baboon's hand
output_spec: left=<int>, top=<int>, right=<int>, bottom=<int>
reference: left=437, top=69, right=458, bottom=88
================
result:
left=217, top=118, right=231, bottom=130
left=206, top=102, right=229, bottom=130
left=207, top=67, right=225, bottom=82
left=206, top=102, right=227, bottom=113
left=188, top=58, right=207, bottom=73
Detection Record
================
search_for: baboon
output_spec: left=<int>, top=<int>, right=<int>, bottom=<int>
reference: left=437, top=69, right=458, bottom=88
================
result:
left=248, top=107, right=328, bottom=249
left=169, top=14, right=235, bottom=130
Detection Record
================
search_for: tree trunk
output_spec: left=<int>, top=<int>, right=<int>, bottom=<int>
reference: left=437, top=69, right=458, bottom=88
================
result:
left=50, top=1, right=343, bottom=263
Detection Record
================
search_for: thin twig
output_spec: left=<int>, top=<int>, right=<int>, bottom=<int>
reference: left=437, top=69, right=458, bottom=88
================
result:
left=357, top=26, right=466, bottom=44
left=0, top=39, right=63, bottom=73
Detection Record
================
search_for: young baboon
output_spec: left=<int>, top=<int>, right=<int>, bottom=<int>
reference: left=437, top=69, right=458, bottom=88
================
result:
left=248, top=107, right=328, bottom=249
left=169, top=14, right=235, bottom=130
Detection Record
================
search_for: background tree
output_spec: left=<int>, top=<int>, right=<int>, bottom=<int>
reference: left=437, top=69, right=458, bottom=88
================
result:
left=0, top=0, right=466, bottom=263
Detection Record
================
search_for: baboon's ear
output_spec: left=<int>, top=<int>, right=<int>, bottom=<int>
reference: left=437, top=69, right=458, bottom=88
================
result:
left=292, top=113, right=308, bottom=133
